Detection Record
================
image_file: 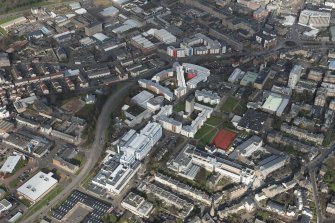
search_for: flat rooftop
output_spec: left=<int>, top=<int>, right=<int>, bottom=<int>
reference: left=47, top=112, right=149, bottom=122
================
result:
left=17, top=171, right=58, bottom=202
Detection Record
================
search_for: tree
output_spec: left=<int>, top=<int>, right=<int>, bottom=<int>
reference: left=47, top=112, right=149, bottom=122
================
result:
left=101, top=213, right=117, bottom=223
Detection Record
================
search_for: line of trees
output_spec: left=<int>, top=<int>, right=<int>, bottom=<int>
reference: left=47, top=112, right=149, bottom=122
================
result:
left=0, top=0, right=45, bottom=13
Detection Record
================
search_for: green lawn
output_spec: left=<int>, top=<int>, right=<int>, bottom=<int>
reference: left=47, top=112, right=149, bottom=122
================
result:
left=221, top=97, right=239, bottom=113
left=9, top=178, right=20, bottom=189
left=194, top=124, right=215, bottom=139
left=256, top=210, right=269, bottom=221
left=176, top=137, right=185, bottom=147
left=217, top=177, right=232, bottom=188
left=324, top=158, right=335, bottom=192
left=0, top=27, right=6, bottom=35
left=82, top=173, right=92, bottom=189
left=21, top=185, right=62, bottom=219
left=205, top=116, right=223, bottom=127
left=71, top=152, right=86, bottom=167
left=19, top=198, right=32, bottom=207
left=195, top=100, right=216, bottom=108
left=0, top=16, right=18, bottom=25
left=173, top=101, right=185, bottom=112
left=13, top=159, right=27, bottom=173
left=323, top=129, right=335, bottom=146
left=194, top=168, right=212, bottom=189
left=199, top=129, right=218, bottom=145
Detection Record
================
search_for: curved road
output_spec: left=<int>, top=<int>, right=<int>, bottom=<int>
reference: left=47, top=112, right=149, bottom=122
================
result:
left=23, top=81, right=135, bottom=223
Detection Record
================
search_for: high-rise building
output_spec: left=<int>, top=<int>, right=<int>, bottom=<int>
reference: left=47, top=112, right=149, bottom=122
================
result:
left=288, top=65, right=303, bottom=89
left=85, top=23, right=103, bottom=36
left=185, top=95, right=195, bottom=114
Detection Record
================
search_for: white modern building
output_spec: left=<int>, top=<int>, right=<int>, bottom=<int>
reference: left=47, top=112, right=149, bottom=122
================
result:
left=180, top=144, right=255, bottom=185
left=325, top=0, right=335, bottom=8
left=288, top=65, right=303, bottom=89
left=121, top=192, right=153, bottom=218
left=100, top=6, right=119, bottom=17
left=183, top=63, right=210, bottom=89
left=261, top=92, right=289, bottom=117
left=0, top=155, right=21, bottom=174
left=150, top=29, right=176, bottom=44
left=167, top=146, right=200, bottom=180
left=131, top=91, right=154, bottom=108
left=167, top=33, right=225, bottom=58
left=228, top=68, right=245, bottom=83
left=91, top=153, right=141, bottom=195
left=118, top=122, right=162, bottom=163
left=138, top=79, right=174, bottom=101
left=143, top=63, right=210, bottom=101
left=298, top=10, right=331, bottom=28
left=155, top=103, right=213, bottom=138
left=17, top=171, right=58, bottom=203
left=156, top=115, right=182, bottom=134
left=256, top=155, right=289, bottom=178
left=195, top=89, right=221, bottom=105
left=229, top=135, right=263, bottom=160
left=0, top=199, right=12, bottom=214
left=181, top=103, right=213, bottom=138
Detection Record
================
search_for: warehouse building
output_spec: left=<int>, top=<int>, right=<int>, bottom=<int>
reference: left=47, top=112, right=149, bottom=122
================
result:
left=17, top=171, right=58, bottom=203
left=240, top=71, right=259, bottom=86
left=0, top=155, right=21, bottom=174
left=149, top=29, right=176, bottom=44
left=261, top=92, right=289, bottom=117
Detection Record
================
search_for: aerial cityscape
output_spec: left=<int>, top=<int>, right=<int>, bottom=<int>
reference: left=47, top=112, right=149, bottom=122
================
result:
left=0, top=0, right=335, bottom=223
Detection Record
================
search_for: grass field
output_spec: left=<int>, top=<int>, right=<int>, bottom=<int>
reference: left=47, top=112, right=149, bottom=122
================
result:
left=194, top=168, right=212, bottom=189
left=199, top=129, right=218, bottom=145
left=194, top=123, right=218, bottom=146
left=173, top=101, right=185, bottom=112
left=194, top=124, right=215, bottom=139
left=76, top=103, right=94, bottom=119
left=323, top=129, right=335, bottom=146
left=221, top=96, right=239, bottom=113
left=205, top=116, right=223, bottom=127
left=9, top=178, right=20, bottom=189
left=0, top=16, right=18, bottom=25
left=324, top=157, right=335, bottom=192
left=13, top=159, right=26, bottom=173
left=0, top=27, right=6, bottom=35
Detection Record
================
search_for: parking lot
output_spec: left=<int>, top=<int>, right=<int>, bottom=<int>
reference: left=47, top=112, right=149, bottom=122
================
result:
left=52, top=190, right=112, bottom=222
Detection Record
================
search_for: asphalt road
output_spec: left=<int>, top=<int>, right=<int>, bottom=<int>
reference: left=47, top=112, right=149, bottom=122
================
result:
left=23, top=81, right=135, bottom=223
left=307, top=142, right=335, bottom=223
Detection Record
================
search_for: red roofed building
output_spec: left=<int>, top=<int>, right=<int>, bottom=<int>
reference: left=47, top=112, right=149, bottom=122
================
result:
left=212, top=129, right=237, bottom=150
left=187, top=73, right=197, bottom=79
